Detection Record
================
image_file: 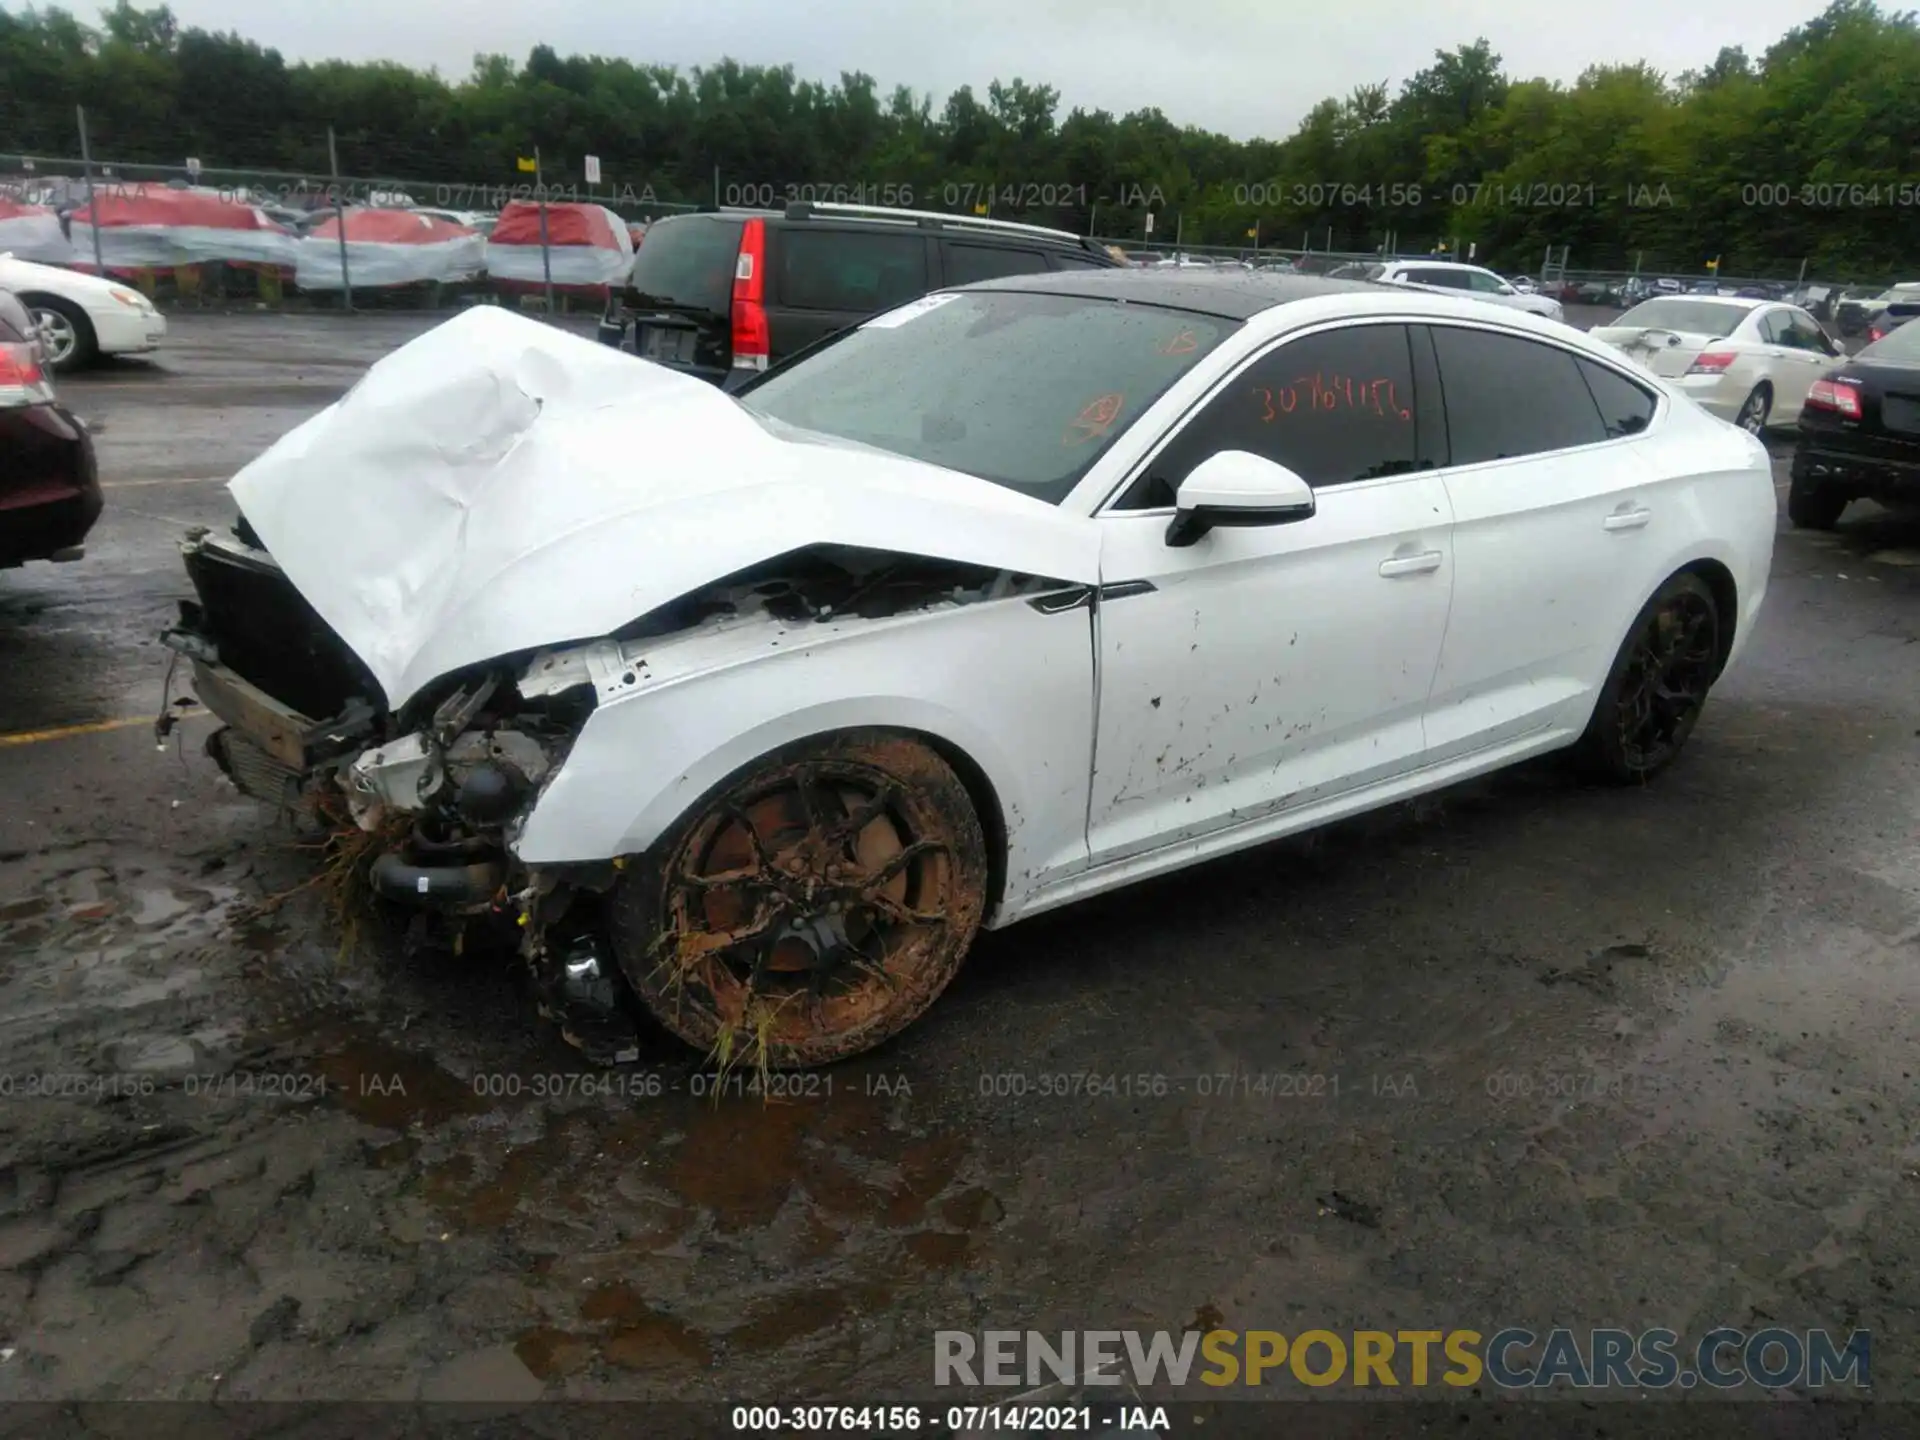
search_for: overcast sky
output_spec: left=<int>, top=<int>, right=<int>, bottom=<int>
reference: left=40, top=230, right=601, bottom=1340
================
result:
left=141, top=0, right=1828, bottom=141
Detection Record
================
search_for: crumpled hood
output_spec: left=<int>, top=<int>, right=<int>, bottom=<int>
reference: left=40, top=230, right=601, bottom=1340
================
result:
left=229, top=307, right=1100, bottom=710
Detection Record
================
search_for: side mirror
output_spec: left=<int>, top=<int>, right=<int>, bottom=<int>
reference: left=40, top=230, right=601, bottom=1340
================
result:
left=1165, top=451, right=1316, bottom=548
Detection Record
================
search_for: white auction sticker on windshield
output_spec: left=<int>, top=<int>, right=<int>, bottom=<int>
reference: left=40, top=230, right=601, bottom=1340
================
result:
left=863, top=293, right=960, bottom=329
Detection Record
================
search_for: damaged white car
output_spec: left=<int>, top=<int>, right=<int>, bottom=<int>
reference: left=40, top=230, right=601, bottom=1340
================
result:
left=160, top=273, right=1776, bottom=1067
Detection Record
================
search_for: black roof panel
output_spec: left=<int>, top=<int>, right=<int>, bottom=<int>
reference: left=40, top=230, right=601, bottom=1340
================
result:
left=956, top=267, right=1383, bottom=319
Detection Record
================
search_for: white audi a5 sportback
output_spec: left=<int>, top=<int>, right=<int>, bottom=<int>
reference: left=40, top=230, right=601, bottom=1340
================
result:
left=162, top=271, right=1776, bottom=1069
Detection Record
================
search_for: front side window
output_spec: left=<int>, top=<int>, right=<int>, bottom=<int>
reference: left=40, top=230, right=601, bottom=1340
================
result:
left=1783, top=311, right=1832, bottom=352
left=775, top=230, right=929, bottom=313
left=1429, top=325, right=1609, bottom=465
left=1116, top=324, right=1418, bottom=508
left=739, top=291, right=1234, bottom=505
left=1465, top=269, right=1507, bottom=294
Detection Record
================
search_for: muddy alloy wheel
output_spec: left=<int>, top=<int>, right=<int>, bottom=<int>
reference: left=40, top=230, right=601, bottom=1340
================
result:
left=609, top=731, right=989, bottom=1069
left=1573, top=572, right=1721, bottom=784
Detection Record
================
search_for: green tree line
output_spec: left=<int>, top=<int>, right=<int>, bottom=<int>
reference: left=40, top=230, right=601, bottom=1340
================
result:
left=3, top=0, right=1918, bottom=275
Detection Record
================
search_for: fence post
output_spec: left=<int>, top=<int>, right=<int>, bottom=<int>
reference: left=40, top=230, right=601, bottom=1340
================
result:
left=75, top=105, right=105, bottom=273
left=535, top=146, right=555, bottom=315
left=327, top=126, right=353, bottom=312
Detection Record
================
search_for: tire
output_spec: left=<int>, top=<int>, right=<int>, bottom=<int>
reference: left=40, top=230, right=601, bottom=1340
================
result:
left=1732, top=384, right=1771, bottom=436
left=1786, top=468, right=1847, bottom=530
left=608, top=729, right=989, bottom=1069
left=1572, top=572, right=1722, bottom=785
left=22, top=294, right=98, bottom=373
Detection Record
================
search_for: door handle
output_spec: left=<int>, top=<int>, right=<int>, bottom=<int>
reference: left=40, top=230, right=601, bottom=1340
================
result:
left=1378, top=550, right=1443, bottom=577
left=1603, top=506, right=1652, bottom=532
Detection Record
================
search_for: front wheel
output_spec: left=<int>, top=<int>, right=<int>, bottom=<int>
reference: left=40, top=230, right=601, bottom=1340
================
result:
left=1573, top=572, right=1722, bottom=784
left=23, top=295, right=97, bottom=373
left=609, top=730, right=989, bottom=1070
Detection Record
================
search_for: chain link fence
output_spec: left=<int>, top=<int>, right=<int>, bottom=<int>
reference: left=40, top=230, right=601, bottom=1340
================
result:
left=1, top=141, right=701, bottom=314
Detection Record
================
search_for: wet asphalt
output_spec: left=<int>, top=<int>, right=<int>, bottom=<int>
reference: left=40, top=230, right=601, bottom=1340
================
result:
left=0, top=309, right=1917, bottom=1414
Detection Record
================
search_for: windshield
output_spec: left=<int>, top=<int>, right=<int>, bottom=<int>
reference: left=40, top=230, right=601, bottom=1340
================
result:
left=1613, top=299, right=1750, bottom=337
left=625, top=214, right=741, bottom=314
left=739, top=290, right=1235, bottom=504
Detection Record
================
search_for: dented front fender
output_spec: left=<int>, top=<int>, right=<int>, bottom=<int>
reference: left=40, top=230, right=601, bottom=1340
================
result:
left=511, top=590, right=1097, bottom=926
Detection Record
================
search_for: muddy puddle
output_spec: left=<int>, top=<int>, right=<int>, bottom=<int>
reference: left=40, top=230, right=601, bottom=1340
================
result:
left=225, top=1023, right=1011, bottom=1394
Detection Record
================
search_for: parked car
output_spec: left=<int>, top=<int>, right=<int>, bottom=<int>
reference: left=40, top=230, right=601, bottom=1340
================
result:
left=1371, top=259, right=1566, bottom=321
left=1590, top=295, right=1843, bottom=433
left=161, top=270, right=1774, bottom=1068
left=1864, top=304, right=1919, bottom=345
left=1506, top=274, right=1538, bottom=293
left=1848, top=281, right=1920, bottom=334
left=0, top=286, right=101, bottom=567
left=596, top=202, right=1122, bottom=387
left=0, top=251, right=167, bottom=372
left=1787, top=309, right=1920, bottom=529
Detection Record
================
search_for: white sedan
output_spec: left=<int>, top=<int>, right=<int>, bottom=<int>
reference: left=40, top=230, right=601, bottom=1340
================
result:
left=0, top=252, right=168, bottom=372
left=161, top=273, right=1775, bottom=1068
left=1369, top=259, right=1567, bottom=322
left=1591, top=296, right=1844, bottom=433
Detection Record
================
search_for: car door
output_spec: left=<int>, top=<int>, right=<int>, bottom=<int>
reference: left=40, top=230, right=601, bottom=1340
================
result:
left=766, top=226, right=933, bottom=358
left=1420, top=322, right=1671, bottom=760
left=1768, top=308, right=1842, bottom=423
left=1086, top=321, right=1455, bottom=868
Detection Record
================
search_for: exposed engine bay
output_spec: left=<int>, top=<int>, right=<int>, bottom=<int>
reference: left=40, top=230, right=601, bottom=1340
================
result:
left=158, top=518, right=1053, bottom=1063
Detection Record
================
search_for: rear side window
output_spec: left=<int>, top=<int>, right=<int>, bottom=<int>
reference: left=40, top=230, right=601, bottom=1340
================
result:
left=944, top=243, right=1049, bottom=284
left=777, top=230, right=928, bottom=313
left=625, top=215, right=743, bottom=315
left=1576, top=359, right=1657, bottom=438
left=1430, top=326, right=1609, bottom=464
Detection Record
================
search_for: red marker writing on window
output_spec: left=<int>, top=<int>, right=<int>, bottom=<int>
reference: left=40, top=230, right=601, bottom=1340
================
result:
left=1065, top=392, right=1125, bottom=444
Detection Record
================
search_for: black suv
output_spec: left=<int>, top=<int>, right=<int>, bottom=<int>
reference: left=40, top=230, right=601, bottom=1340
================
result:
left=596, top=201, right=1124, bottom=390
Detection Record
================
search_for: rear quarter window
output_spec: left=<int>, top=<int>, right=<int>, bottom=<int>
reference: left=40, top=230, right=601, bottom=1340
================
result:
left=1576, top=359, right=1657, bottom=437
left=776, top=230, right=930, bottom=313
left=943, top=243, right=1050, bottom=284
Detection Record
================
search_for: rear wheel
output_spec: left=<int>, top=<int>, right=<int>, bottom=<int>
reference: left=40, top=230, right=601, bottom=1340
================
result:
left=1733, top=384, right=1771, bottom=435
left=1573, top=572, right=1722, bottom=784
left=1786, top=468, right=1847, bottom=530
left=609, top=731, right=989, bottom=1069
left=22, top=295, right=97, bottom=372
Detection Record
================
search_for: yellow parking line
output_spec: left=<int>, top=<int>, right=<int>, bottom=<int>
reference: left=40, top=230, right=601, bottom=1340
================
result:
left=0, top=708, right=204, bottom=748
